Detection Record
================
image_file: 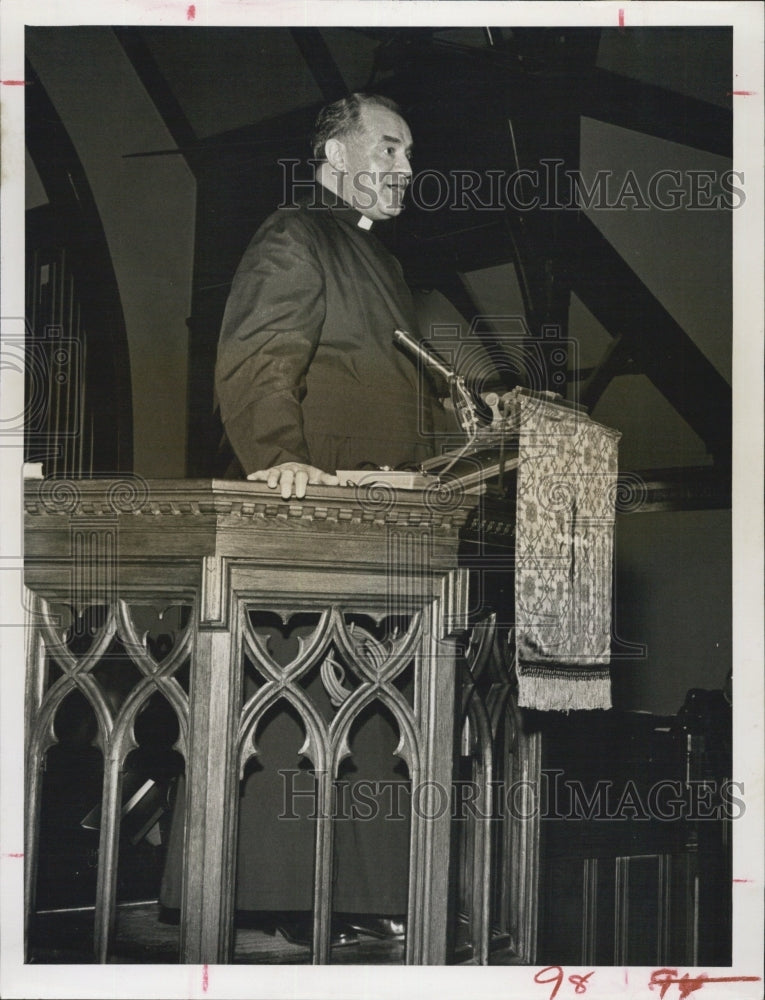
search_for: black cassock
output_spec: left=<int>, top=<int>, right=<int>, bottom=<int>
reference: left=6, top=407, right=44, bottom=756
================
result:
left=214, top=182, right=443, bottom=476
left=161, top=184, right=444, bottom=914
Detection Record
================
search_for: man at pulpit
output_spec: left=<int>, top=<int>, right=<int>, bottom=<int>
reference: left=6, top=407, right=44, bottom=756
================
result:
left=161, top=93, right=446, bottom=947
left=214, top=91, right=446, bottom=494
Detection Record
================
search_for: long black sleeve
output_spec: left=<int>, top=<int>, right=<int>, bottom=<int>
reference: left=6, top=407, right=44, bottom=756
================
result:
left=215, top=211, right=326, bottom=472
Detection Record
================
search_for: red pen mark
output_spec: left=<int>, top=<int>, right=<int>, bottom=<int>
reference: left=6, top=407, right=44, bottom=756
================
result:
left=1, top=80, right=28, bottom=86
left=187, top=4, right=196, bottom=20
left=535, top=966, right=566, bottom=999
left=618, top=9, right=625, bottom=28
left=728, top=91, right=756, bottom=96
left=3, top=852, right=24, bottom=858
left=534, top=966, right=595, bottom=1000
left=569, top=972, right=595, bottom=995
left=202, top=963, right=209, bottom=992
left=649, top=969, right=761, bottom=1000
left=733, top=877, right=753, bottom=882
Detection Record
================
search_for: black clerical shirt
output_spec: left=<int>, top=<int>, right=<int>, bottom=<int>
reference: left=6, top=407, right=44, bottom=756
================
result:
left=215, top=183, right=442, bottom=476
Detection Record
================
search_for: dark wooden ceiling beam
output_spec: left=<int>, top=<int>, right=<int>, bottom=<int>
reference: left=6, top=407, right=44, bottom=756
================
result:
left=570, top=214, right=731, bottom=466
left=289, top=28, right=348, bottom=104
left=371, top=30, right=730, bottom=159
left=582, top=67, right=732, bottom=158
left=113, top=28, right=198, bottom=156
left=579, top=335, right=634, bottom=409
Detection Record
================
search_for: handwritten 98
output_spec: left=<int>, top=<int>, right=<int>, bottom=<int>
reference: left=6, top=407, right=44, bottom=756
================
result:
left=534, top=965, right=595, bottom=999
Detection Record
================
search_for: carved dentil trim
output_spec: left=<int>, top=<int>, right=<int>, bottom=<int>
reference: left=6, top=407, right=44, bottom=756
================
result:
left=24, top=479, right=477, bottom=532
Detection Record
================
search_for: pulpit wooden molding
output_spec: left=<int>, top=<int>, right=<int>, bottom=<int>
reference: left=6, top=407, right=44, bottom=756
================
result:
left=24, top=478, right=486, bottom=965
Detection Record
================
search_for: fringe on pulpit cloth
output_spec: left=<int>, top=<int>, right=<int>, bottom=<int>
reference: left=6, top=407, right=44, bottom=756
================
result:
left=511, top=391, right=621, bottom=713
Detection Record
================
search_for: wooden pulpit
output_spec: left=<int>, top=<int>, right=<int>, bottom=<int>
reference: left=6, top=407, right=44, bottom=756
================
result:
left=24, top=393, right=618, bottom=966
left=24, top=477, right=481, bottom=965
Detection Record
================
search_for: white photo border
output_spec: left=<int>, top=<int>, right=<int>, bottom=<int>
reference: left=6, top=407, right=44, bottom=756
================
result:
left=1, top=3, right=762, bottom=998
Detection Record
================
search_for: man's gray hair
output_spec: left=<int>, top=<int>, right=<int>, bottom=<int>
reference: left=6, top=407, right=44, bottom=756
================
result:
left=310, top=93, right=402, bottom=162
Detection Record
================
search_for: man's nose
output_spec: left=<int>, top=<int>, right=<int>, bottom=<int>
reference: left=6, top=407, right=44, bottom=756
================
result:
left=396, top=151, right=412, bottom=177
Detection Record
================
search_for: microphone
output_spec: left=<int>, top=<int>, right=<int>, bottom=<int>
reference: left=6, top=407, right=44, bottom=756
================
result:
left=392, top=328, right=455, bottom=383
left=393, top=328, right=493, bottom=433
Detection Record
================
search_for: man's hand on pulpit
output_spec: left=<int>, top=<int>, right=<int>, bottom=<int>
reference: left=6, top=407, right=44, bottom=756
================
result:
left=247, top=462, right=340, bottom=500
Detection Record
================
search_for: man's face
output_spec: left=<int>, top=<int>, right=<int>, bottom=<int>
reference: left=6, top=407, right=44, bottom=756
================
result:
left=339, top=104, right=413, bottom=221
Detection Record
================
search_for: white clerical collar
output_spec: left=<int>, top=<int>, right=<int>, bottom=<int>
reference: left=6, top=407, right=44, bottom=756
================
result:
left=356, top=215, right=374, bottom=231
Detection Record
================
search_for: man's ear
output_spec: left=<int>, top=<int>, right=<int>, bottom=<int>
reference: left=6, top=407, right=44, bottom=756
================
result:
left=324, top=137, right=346, bottom=173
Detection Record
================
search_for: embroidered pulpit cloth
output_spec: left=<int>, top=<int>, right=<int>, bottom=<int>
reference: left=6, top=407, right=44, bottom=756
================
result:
left=512, top=391, right=621, bottom=711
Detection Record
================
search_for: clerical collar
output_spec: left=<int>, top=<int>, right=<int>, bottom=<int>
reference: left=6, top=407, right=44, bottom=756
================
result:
left=309, top=181, right=375, bottom=231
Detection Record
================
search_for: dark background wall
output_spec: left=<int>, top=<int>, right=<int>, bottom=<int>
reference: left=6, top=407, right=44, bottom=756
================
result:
left=612, top=508, right=731, bottom=714
left=26, top=28, right=195, bottom=478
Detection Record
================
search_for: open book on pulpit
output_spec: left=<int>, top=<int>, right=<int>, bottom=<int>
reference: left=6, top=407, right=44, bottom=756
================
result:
left=336, top=448, right=519, bottom=494
left=337, top=386, right=586, bottom=494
